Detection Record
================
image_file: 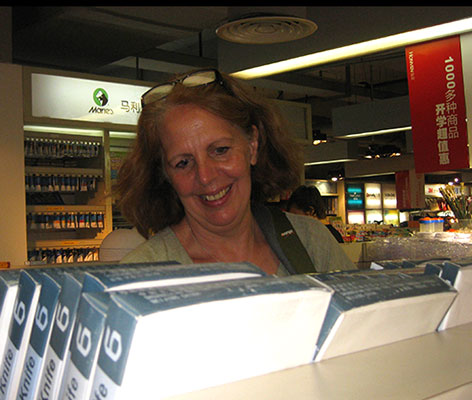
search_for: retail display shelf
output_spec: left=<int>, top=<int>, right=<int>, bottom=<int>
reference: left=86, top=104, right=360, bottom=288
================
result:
left=167, top=323, right=472, bottom=400
left=26, top=204, right=106, bottom=213
left=25, top=165, right=103, bottom=177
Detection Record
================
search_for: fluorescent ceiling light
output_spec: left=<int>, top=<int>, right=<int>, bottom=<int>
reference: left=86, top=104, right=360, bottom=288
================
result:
left=350, top=171, right=396, bottom=178
left=231, top=17, right=472, bottom=80
left=304, top=158, right=357, bottom=166
left=23, top=125, right=103, bottom=137
left=110, top=131, right=137, bottom=138
left=337, top=126, right=411, bottom=139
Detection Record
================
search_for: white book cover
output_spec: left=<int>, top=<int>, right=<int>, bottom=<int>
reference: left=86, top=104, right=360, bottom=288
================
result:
left=0, top=271, right=42, bottom=400
left=312, top=272, right=457, bottom=362
left=0, top=270, right=21, bottom=365
left=58, top=262, right=265, bottom=400
left=89, top=275, right=333, bottom=400
left=438, top=261, right=472, bottom=330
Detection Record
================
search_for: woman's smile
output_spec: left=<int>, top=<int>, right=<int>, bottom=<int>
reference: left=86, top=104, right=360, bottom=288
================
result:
left=200, top=184, right=232, bottom=203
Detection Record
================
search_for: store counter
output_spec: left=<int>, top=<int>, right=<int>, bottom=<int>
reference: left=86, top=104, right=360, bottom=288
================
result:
left=168, top=323, right=472, bottom=400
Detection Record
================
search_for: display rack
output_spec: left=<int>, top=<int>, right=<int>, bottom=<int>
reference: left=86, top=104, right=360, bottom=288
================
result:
left=24, top=128, right=111, bottom=264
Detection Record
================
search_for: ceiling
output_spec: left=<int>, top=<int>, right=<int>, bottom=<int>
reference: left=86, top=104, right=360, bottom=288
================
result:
left=8, top=6, right=472, bottom=182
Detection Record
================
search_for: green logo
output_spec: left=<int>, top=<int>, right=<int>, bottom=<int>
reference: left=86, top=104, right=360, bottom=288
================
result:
left=93, top=88, right=109, bottom=106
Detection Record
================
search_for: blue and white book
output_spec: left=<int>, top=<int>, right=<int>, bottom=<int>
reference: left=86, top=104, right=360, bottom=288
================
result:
left=0, top=270, right=21, bottom=365
left=311, top=272, right=457, bottom=362
left=438, top=260, right=472, bottom=330
left=16, top=270, right=64, bottom=400
left=89, top=274, right=333, bottom=400
left=0, top=270, right=42, bottom=400
left=59, top=262, right=265, bottom=400
left=59, top=292, right=110, bottom=400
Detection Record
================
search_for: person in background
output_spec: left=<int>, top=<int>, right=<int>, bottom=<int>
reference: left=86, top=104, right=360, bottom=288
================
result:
left=287, top=185, right=345, bottom=243
left=116, top=68, right=354, bottom=274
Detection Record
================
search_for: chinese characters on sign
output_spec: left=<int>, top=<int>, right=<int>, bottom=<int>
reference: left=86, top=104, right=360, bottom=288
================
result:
left=406, top=36, right=468, bottom=173
left=436, top=56, right=460, bottom=166
left=120, top=100, right=142, bottom=115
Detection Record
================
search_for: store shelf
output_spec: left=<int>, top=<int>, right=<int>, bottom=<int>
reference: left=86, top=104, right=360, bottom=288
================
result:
left=26, top=204, right=106, bottom=213
left=28, top=238, right=103, bottom=249
left=168, top=323, right=472, bottom=400
left=23, top=128, right=111, bottom=262
left=25, top=165, right=103, bottom=177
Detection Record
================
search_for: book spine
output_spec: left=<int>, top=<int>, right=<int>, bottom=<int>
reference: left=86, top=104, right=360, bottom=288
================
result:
left=90, top=301, right=137, bottom=399
left=0, top=271, right=41, bottom=400
left=0, top=273, right=21, bottom=365
left=16, top=273, right=62, bottom=400
left=424, top=263, right=443, bottom=276
left=0, top=271, right=21, bottom=311
left=313, top=302, right=343, bottom=360
left=441, top=262, right=460, bottom=286
left=37, top=273, right=83, bottom=400
left=60, top=293, right=109, bottom=400
left=438, top=262, right=472, bottom=330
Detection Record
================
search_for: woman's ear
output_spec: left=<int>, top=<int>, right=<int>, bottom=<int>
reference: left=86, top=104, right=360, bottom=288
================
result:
left=249, top=125, right=259, bottom=166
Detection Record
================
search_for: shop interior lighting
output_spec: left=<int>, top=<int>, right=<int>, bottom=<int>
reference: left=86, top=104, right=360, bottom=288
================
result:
left=24, top=126, right=137, bottom=139
left=312, top=130, right=328, bottom=145
left=364, top=144, right=402, bottom=159
left=24, top=125, right=104, bottom=137
left=304, top=158, right=357, bottom=166
left=231, top=17, right=472, bottom=80
left=336, top=126, right=412, bottom=139
left=328, top=168, right=344, bottom=181
left=109, top=131, right=137, bottom=138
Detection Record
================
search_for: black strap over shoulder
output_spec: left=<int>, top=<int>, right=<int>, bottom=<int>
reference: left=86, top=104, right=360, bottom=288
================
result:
left=266, top=206, right=317, bottom=274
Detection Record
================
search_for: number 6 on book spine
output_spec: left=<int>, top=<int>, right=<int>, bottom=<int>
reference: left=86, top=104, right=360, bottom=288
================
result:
left=90, top=302, right=136, bottom=398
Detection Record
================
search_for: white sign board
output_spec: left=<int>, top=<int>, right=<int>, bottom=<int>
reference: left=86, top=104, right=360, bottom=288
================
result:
left=31, top=73, right=151, bottom=125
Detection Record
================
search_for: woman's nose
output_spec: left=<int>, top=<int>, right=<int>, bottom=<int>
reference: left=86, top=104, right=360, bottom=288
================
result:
left=196, top=158, right=218, bottom=185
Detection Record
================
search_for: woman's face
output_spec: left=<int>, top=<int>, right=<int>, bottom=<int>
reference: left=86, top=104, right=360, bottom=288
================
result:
left=160, top=104, right=258, bottom=232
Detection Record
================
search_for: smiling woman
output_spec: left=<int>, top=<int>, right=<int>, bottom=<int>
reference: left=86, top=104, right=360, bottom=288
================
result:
left=116, top=69, right=355, bottom=275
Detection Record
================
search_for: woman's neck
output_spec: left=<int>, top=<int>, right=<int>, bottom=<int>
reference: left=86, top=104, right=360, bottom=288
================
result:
left=173, top=214, right=279, bottom=274
left=186, top=215, right=257, bottom=262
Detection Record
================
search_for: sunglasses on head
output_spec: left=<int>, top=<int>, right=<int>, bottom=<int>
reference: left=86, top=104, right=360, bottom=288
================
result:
left=141, top=69, right=230, bottom=107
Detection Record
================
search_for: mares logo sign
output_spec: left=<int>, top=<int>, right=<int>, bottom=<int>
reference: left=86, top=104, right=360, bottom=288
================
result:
left=89, top=88, right=114, bottom=115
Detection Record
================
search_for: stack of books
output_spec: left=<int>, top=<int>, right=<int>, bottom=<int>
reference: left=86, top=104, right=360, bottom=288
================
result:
left=0, top=257, right=467, bottom=399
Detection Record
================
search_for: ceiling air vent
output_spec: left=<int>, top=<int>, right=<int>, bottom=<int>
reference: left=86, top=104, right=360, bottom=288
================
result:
left=216, top=13, right=317, bottom=44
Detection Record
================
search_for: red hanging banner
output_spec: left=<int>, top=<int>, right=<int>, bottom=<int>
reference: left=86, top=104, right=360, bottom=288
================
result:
left=395, top=170, right=425, bottom=210
left=406, top=36, right=468, bottom=173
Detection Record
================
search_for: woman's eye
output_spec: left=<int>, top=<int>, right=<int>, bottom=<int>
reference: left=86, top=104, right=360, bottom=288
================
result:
left=175, top=158, right=190, bottom=169
left=214, top=146, right=230, bottom=156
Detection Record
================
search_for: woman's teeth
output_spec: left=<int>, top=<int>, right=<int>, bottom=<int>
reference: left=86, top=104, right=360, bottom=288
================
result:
left=202, top=186, right=230, bottom=201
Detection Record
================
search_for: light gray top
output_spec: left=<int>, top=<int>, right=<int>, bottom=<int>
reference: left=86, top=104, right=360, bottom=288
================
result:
left=121, top=207, right=355, bottom=275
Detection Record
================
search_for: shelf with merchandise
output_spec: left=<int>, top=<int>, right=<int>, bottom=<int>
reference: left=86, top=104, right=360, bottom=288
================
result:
left=23, top=126, right=112, bottom=260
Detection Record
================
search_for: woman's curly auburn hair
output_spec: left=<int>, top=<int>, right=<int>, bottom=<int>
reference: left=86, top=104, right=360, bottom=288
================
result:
left=116, top=70, right=303, bottom=238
